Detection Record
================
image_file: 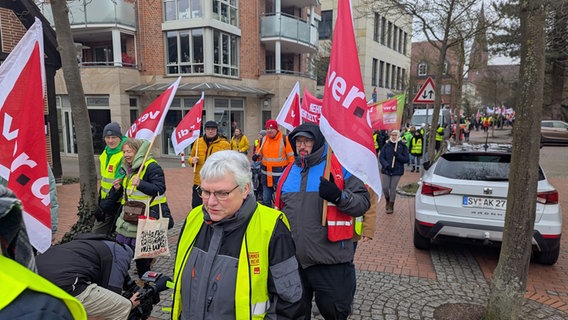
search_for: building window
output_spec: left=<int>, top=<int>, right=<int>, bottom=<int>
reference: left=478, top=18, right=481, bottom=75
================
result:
left=396, top=67, right=401, bottom=90
left=393, top=26, right=398, bottom=51
left=398, top=29, right=403, bottom=53
left=385, top=63, right=390, bottom=88
left=418, top=62, right=428, bottom=76
left=403, top=32, right=407, bottom=55
left=319, top=10, right=333, bottom=40
left=387, top=22, right=392, bottom=48
left=379, top=61, right=384, bottom=88
left=214, top=98, right=244, bottom=139
left=380, top=17, right=386, bottom=45
left=371, top=58, right=378, bottom=86
left=401, top=68, right=406, bottom=90
left=213, top=0, right=238, bottom=26
left=391, top=64, right=396, bottom=90
left=442, top=84, right=452, bottom=95
left=164, top=0, right=203, bottom=21
left=373, top=13, right=380, bottom=42
left=129, top=97, right=139, bottom=125
left=166, top=29, right=205, bottom=75
left=213, top=30, right=239, bottom=77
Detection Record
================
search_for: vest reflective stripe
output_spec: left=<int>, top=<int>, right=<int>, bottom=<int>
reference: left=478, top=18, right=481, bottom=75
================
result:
left=0, top=255, right=87, bottom=319
left=121, top=158, right=167, bottom=206
left=171, top=205, right=288, bottom=319
left=99, top=151, right=123, bottom=199
left=327, top=220, right=353, bottom=226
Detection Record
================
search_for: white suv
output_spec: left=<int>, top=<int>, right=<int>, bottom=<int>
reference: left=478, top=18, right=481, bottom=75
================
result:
left=413, top=144, right=562, bottom=265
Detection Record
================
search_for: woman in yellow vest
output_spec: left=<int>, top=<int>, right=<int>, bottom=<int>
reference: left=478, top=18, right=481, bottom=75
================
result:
left=171, top=150, right=304, bottom=319
left=115, top=139, right=174, bottom=278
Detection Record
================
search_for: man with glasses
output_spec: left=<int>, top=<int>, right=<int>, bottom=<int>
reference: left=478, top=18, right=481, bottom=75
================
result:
left=274, top=122, right=370, bottom=320
left=189, top=120, right=230, bottom=208
left=251, top=119, right=294, bottom=207
left=171, top=150, right=304, bottom=319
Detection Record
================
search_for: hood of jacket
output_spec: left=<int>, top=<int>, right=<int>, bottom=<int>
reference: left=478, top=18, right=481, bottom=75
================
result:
left=289, top=122, right=326, bottom=171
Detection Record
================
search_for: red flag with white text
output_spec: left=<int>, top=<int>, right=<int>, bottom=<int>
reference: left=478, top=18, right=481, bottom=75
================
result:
left=368, top=94, right=406, bottom=131
left=319, top=0, right=381, bottom=197
left=0, top=19, right=51, bottom=253
left=126, top=77, right=181, bottom=141
left=171, top=92, right=204, bottom=155
left=275, top=82, right=301, bottom=132
left=301, top=89, right=322, bottom=124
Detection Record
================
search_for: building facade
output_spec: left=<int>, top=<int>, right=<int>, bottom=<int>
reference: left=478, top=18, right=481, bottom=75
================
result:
left=36, top=0, right=319, bottom=157
left=316, top=1, right=412, bottom=103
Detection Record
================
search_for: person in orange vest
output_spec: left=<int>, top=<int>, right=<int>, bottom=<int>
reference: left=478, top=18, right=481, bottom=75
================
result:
left=251, top=119, right=293, bottom=207
left=274, top=122, right=370, bottom=319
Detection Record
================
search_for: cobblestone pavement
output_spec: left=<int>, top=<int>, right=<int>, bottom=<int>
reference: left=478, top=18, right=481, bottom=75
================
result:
left=53, top=127, right=568, bottom=319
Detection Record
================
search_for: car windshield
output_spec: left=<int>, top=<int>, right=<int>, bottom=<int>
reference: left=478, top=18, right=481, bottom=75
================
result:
left=435, top=153, right=545, bottom=181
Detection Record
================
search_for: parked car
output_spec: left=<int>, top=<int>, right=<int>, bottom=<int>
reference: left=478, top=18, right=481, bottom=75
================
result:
left=414, top=143, right=562, bottom=265
left=541, top=120, right=568, bottom=145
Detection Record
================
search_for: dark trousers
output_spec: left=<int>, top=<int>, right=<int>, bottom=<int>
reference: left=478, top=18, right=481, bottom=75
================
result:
left=300, top=263, right=354, bottom=320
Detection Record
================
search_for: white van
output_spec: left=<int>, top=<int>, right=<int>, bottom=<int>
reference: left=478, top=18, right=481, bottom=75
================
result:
left=411, top=108, right=451, bottom=132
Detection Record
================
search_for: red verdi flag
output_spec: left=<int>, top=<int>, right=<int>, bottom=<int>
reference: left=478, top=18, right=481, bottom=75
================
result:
left=0, top=19, right=51, bottom=252
left=127, top=77, right=181, bottom=140
left=319, top=0, right=381, bottom=196
left=301, top=89, right=322, bottom=124
left=368, top=94, right=406, bottom=131
left=171, top=92, right=204, bottom=155
left=275, top=82, right=301, bottom=131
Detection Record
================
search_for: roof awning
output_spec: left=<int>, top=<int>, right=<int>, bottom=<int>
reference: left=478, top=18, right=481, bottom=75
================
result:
left=125, top=81, right=274, bottom=98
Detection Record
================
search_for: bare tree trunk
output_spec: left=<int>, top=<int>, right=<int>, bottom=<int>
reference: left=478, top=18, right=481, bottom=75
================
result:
left=50, top=0, right=98, bottom=235
left=485, top=1, right=546, bottom=319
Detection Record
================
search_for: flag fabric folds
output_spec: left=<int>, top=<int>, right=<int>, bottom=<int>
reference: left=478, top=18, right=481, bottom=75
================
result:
left=275, top=81, right=301, bottom=131
left=301, top=89, right=322, bottom=125
left=0, top=18, right=51, bottom=252
left=171, top=92, right=204, bottom=155
left=368, top=94, right=406, bottom=131
left=319, top=0, right=381, bottom=197
left=126, top=77, right=181, bottom=141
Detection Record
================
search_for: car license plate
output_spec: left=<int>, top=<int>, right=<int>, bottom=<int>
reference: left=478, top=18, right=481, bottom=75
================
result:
left=462, top=196, right=507, bottom=210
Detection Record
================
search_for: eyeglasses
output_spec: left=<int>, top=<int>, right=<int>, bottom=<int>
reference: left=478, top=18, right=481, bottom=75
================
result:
left=197, top=185, right=239, bottom=200
left=295, top=139, right=314, bottom=146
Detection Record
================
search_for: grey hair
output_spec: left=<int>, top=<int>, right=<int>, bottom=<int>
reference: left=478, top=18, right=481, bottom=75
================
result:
left=200, top=150, right=252, bottom=190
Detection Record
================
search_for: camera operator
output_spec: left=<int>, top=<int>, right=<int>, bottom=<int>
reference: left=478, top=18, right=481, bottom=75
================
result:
left=36, top=233, right=140, bottom=319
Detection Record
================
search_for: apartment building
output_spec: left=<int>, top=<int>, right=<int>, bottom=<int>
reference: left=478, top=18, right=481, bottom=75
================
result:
left=34, top=0, right=319, bottom=157
left=316, top=1, right=412, bottom=103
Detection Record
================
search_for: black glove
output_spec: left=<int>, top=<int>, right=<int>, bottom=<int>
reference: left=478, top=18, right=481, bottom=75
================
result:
left=252, top=154, right=260, bottom=162
left=94, top=207, right=106, bottom=222
left=319, top=176, right=343, bottom=204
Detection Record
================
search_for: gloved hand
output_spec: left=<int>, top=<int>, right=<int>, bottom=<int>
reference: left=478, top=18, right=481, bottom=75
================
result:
left=252, top=154, right=260, bottom=162
left=319, top=176, right=343, bottom=204
left=94, top=207, right=106, bottom=222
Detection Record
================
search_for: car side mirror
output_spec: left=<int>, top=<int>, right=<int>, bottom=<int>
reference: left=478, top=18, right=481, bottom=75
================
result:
left=423, top=161, right=432, bottom=170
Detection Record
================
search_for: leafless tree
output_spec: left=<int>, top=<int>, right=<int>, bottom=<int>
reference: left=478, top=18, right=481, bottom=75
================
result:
left=50, top=0, right=98, bottom=237
left=485, top=0, right=547, bottom=318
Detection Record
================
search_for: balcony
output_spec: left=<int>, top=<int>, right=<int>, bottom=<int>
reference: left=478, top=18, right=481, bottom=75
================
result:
left=260, top=13, right=318, bottom=54
left=37, top=0, right=136, bottom=28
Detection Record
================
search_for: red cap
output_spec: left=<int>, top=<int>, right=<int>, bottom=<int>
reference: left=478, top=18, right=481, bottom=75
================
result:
left=265, top=119, right=278, bottom=129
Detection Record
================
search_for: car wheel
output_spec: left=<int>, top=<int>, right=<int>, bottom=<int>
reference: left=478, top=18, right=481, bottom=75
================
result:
left=413, top=227, right=431, bottom=250
left=533, top=246, right=560, bottom=265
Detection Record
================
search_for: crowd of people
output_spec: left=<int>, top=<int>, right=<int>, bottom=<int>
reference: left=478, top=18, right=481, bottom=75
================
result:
left=1, top=117, right=421, bottom=319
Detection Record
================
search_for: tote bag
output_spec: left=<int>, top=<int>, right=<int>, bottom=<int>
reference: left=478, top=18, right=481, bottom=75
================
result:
left=134, top=198, right=170, bottom=259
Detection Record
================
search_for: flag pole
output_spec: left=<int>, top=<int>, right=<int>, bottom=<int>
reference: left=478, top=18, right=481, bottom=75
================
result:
left=391, top=139, right=398, bottom=168
left=193, top=138, right=199, bottom=173
left=321, top=145, right=332, bottom=226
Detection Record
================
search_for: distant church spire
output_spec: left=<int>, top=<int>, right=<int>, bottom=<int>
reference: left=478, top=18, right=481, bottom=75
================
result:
left=469, top=3, right=489, bottom=82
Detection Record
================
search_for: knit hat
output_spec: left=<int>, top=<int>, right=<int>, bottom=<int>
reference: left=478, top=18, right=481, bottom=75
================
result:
left=103, top=122, right=122, bottom=138
left=204, top=120, right=218, bottom=128
left=265, top=119, right=278, bottom=129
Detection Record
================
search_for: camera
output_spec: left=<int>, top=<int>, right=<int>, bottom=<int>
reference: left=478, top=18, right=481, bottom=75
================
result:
left=123, top=271, right=172, bottom=320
